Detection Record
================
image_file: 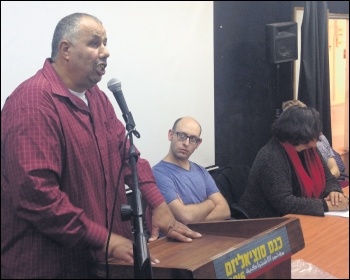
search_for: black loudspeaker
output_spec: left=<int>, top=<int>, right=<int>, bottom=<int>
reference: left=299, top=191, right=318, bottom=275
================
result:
left=265, top=22, right=298, bottom=64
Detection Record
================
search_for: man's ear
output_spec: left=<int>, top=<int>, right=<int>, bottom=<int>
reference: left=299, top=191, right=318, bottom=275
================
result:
left=59, top=40, right=72, bottom=60
left=168, top=129, right=173, bottom=141
left=195, top=139, right=202, bottom=148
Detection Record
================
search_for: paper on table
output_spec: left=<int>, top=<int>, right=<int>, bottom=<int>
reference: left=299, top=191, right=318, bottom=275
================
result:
left=291, top=259, right=337, bottom=279
left=325, top=210, right=349, bottom=218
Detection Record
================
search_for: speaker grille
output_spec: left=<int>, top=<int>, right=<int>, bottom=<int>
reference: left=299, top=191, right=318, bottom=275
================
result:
left=275, top=33, right=297, bottom=60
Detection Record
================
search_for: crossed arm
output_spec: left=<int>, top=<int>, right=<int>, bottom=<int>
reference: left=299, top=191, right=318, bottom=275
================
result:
left=167, top=192, right=231, bottom=225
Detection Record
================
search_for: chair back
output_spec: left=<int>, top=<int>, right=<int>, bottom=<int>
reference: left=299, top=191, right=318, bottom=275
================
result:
left=211, top=165, right=251, bottom=219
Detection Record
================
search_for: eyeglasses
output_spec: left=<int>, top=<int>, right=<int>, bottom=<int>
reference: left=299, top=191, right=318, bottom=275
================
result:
left=173, top=131, right=201, bottom=144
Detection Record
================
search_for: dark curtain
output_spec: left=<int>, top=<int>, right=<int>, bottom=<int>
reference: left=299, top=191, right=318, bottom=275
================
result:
left=298, top=1, right=332, bottom=145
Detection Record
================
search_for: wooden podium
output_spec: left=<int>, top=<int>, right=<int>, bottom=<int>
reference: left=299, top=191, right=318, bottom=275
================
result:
left=93, top=217, right=304, bottom=279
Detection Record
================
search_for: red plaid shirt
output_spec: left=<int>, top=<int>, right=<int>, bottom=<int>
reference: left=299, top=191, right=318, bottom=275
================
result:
left=1, top=59, right=164, bottom=278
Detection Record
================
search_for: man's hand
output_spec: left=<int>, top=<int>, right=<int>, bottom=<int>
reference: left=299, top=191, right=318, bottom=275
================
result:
left=104, top=233, right=134, bottom=263
left=148, top=202, right=202, bottom=242
left=104, top=233, right=160, bottom=264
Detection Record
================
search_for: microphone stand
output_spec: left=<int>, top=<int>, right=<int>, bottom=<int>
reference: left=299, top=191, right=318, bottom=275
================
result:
left=121, top=111, right=153, bottom=279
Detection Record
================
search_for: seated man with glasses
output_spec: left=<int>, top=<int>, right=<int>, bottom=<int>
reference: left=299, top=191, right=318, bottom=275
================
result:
left=147, top=117, right=230, bottom=226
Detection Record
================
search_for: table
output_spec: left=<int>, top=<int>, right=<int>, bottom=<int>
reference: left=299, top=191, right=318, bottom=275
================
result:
left=285, top=186, right=349, bottom=279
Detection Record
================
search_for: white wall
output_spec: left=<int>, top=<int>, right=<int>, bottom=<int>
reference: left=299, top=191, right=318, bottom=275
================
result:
left=1, top=1, right=215, bottom=167
left=293, top=7, right=303, bottom=99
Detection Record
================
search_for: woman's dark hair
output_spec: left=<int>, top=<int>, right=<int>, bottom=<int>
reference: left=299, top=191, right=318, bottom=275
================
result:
left=271, top=106, right=322, bottom=146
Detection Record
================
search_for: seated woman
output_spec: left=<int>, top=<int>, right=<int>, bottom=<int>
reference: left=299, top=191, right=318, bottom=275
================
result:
left=238, top=106, right=348, bottom=218
left=282, top=100, right=341, bottom=178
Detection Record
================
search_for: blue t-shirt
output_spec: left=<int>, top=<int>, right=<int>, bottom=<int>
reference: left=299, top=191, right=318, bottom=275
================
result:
left=317, top=135, right=346, bottom=175
left=152, top=160, right=219, bottom=205
left=317, top=134, right=334, bottom=162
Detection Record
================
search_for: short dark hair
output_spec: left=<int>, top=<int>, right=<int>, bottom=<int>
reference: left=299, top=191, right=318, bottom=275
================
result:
left=271, top=106, right=322, bottom=145
left=51, top=13, right=102, bottom=60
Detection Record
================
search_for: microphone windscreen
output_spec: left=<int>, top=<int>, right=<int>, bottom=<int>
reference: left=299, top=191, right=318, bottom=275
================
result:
left=107, top=78, right=121, bottom=92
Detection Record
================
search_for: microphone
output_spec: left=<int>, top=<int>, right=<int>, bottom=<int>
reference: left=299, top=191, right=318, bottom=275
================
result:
left=107, top=78, right=136, bottom=132
left=108, top=78, right=129, bottom=118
